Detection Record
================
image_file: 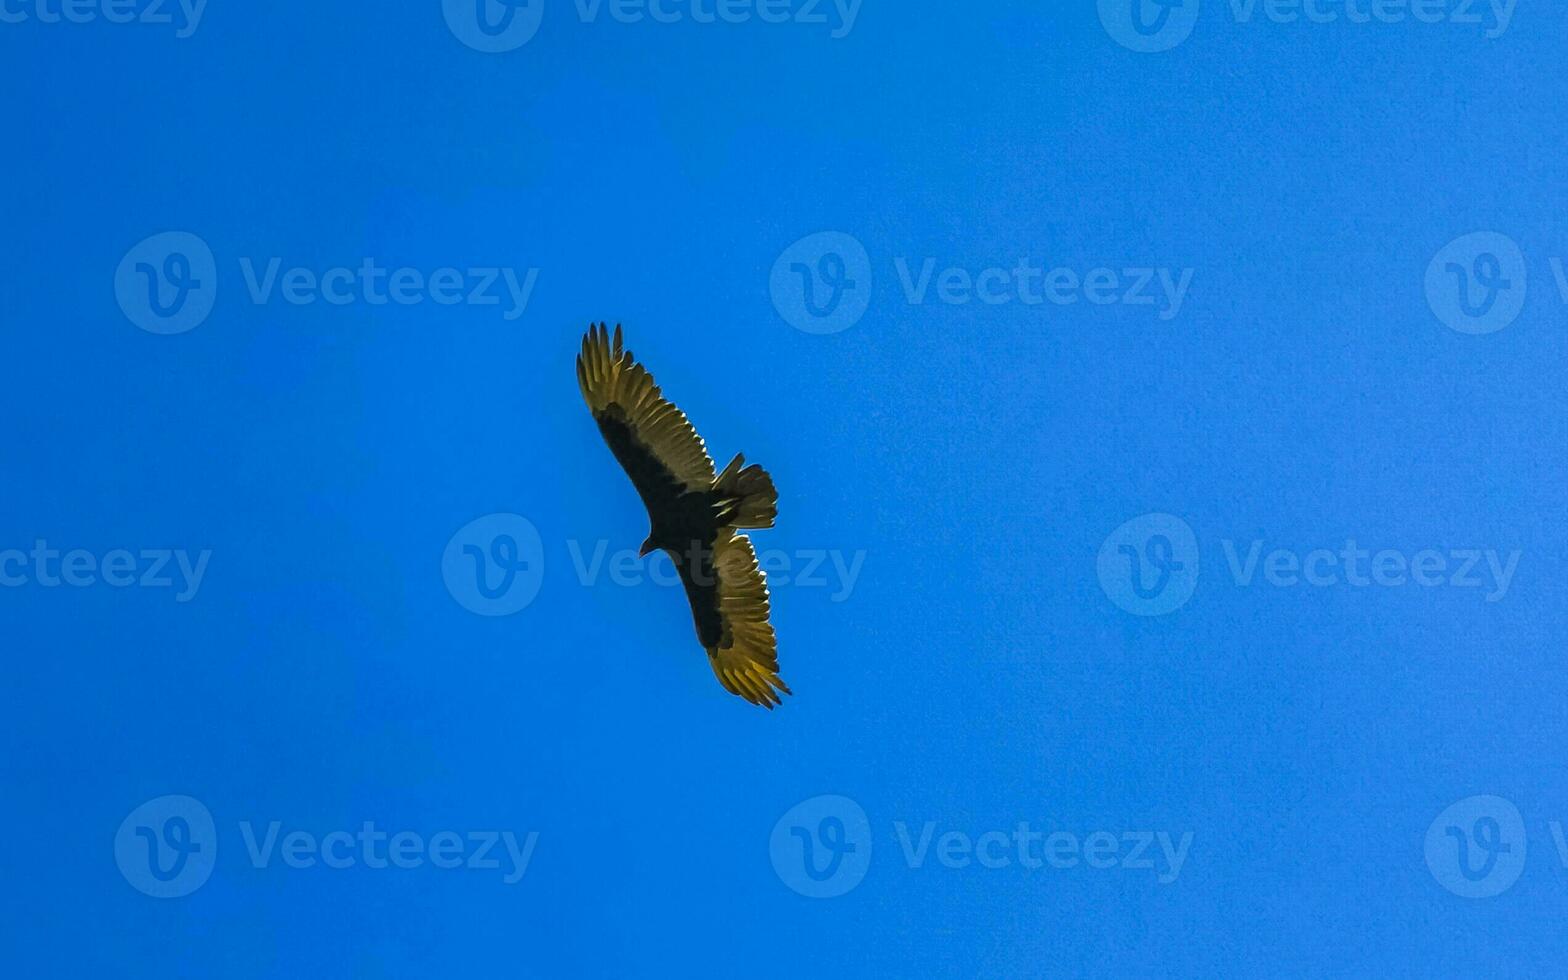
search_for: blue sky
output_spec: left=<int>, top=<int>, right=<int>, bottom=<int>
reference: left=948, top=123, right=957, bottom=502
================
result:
left=3, top=1, right=1568, bottom=976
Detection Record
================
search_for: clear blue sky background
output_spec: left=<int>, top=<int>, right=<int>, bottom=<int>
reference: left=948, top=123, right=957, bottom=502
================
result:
left=4, top=1, right=1568, bottom=976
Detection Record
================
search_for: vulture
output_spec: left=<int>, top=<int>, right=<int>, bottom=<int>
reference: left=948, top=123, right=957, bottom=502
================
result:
left=576, top=323, right=791, bottom=708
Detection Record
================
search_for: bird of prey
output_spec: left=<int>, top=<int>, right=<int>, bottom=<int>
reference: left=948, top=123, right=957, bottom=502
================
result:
left=576, top=323, right=791, bottom=708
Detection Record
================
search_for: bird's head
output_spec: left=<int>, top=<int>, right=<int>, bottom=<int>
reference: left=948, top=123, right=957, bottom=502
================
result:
left=638, top=536, right=657, bottom=558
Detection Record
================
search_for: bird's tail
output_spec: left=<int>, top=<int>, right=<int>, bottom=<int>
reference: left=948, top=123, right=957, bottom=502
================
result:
left=714, top=453, right=777, bottom=529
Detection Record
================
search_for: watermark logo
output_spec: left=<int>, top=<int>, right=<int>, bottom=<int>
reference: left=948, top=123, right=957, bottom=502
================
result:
left=116, top=796, right=538, bottom=897
left=1425, top=232, right=1527, bottom=335
left=240, top=822, right=537, bottom=884
left=773, top=233, right=1193, bottom=333
left=893, top=822, right=1192, bottom=882
left=0, top=0, right=207, bottom=37
left=574, top=0, right=861, bottom=35
left=568, top=541, right=865, bottom=602
left=1425, top=795, right=1527, bottom=898
left=1098, top=0, right=1200, bottom=52
left=115, top=232, right=218, bottom=335
left=770, top=231, right=873, bottom=335
left=235, top=258, right=537, bottom=319
left=1, top=542, right=211, bottom=602
left=443, top=0, right=860, bottom=48
left=443, top=0, right=543, bottom=52
left=444, top=528, right=863, bottom=613
left=893, top=258, right=1192, bottom=319
left=1100, top=0, right=1515, bottom=49
left=770, top=795, right=873, bottom=898
left=115, top=795, right=218, bottom=898
left=1230, top=0, right=1514, bottom=37
left=1101, top=525, right=1522, bottom=616
left=1097, top=513, right=1200, bottom=616
left=1222, top=540, right=1519, bottom=601
left=770, top=795, right=1194, bottom=898
left=443, top=513, right=545, bottom=616
left=116, top=233, right=539, bottom=332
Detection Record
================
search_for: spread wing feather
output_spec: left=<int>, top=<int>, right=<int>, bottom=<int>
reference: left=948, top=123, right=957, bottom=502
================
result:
left=576, top=323, right=716, bottom=493
left=704, top=533, right=791, bottom=709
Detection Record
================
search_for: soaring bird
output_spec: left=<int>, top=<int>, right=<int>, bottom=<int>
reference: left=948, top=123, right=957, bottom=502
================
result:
left=576, top=323, right=791, bottom=708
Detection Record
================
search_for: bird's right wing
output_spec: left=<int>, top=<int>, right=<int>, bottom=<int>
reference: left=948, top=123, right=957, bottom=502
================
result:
left=679, top=532, right=791, bottom=709
left=577, top=324, right=717, bottom=511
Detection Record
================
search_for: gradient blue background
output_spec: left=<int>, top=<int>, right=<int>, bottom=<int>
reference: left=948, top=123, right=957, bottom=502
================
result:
left=4, top=1, right=1568, bottom=976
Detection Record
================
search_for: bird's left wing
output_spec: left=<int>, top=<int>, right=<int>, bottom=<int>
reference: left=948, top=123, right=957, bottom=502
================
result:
left=576, top=324, right=717, bottom=502
left=702, top=532, right=791, bottom=709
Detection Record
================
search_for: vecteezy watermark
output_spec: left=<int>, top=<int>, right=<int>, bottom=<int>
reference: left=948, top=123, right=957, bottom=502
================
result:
left=443, top=0, right=862, bottom=52
left=442, top=513, right=867, bottom=616
left=0, top=0, right=207, bottom=37
left=770, top=232, right=1193, bottom=334
left=1098, top=514, right=1521, bottom=615
left=1098, top=513, right=1202, bottom=617
left=892, top=258, right=1192, bottom=320
left=114, top=232, right=218, bottom=335
left=1425, top=796, right=1568, bottom=899
left=235, top=258, right=538, bottom=320
left=573, top=0, right=861, bottom=35
left=1100, top=0, right=1515, bottom=52
left=567, top=539, right=865, bottom=602
left=769, top=796, right=874, bottom=898
left=890, top=823, right=1192, bottom=883
left=239, top=822, right=538, bottom=885
left=769, top=795, right=1193, bottom=898
left=1425, top=232, right=1527, bottom=334
left=1423, top=230, right=1568, bottom=335
left=1, top=542, right=211, bottom=602
left=1220, top=540, right=1520, bottom=600
left=770, top=231, right=873, bottom=335
left=443, top=0, right=545, bottom=52
left=115, top=795, right=539, bottom=897
left=1227, top=0, right=1516, bottom=37
left=115, top=796, right=218, bottom=898
left=1098, top=0, right=1201, bottom=52
left=1425, top=796, right=1527, bottom=898
left=443, top=514, right=546, bottom=617
left=115, top=231, right=540, bottom=334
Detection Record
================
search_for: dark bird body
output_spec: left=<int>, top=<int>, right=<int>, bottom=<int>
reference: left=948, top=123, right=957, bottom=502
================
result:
left=577, top=324, right=790, bottom=707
